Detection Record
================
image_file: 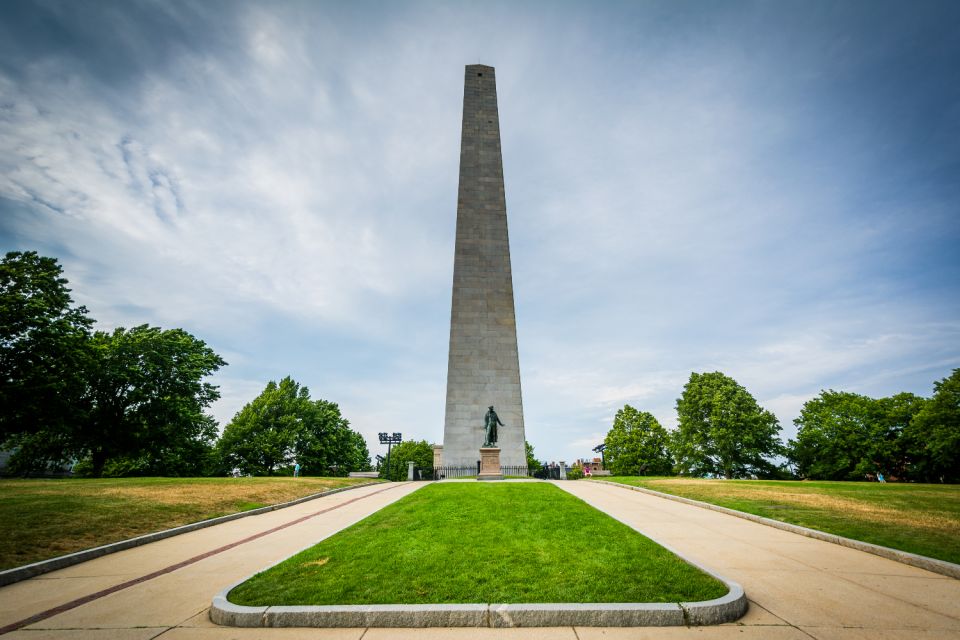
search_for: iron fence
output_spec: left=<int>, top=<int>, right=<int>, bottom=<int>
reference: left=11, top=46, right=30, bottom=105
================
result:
left=433, top=465, right=529, bottom=480
left=533, top=466, right=564, bottom=480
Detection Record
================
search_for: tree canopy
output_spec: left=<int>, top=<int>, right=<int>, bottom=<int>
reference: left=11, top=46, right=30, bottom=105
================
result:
left=1, top=251, right=226, bottom=477
left=789, top=390, right=933, bottom=481
left=903, top=369, right=960, bottom=483
left=381, top=439, right=433, bottom=481
left=525, top=440, right=543, bottom=474
left=672, top=371, right=782, bottom=479
left=603, top=405, right=673, bottom=476
left=218, top=376, right=369, bottom=476
left=0, top=251, right=93, bottom=470
left=83, top=325, right=225, bottom=477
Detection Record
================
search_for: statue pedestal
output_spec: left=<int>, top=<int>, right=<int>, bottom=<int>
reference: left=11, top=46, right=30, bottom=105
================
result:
left=477, top=447, right=503, bottom=481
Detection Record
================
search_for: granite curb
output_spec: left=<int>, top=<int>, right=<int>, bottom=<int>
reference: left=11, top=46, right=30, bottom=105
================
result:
left=0, top=480, right=384, bottom=587
left=587, top=479, right=960, bottom=580
left=209, top=583, right=747, bottom=628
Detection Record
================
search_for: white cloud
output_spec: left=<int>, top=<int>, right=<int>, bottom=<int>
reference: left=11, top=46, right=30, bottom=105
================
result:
left=2, top=1, right=957, bottom=464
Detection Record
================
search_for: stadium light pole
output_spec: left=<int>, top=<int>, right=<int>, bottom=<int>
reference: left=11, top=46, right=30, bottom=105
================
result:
left=379, top=432, right=402, bottom=479
left=593, top=443, right=607, bottom=469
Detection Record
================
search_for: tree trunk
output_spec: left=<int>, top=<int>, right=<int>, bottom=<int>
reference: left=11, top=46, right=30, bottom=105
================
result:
left=91, top=450, right=107, bottom=478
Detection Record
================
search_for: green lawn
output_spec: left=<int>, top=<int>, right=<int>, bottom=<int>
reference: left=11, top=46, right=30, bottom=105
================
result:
left=599, top=477, right=960, bottom=564
left=228, top=482, right=727, bottom=606
left=0, top=476, right=375, bottom=570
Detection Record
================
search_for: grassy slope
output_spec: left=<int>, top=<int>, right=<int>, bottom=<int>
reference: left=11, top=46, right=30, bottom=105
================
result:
left=601, top=477, right=960, bottom=565
left=0, top=476, right=374, bottom=570
left=229, top=482, right=727, bottom=606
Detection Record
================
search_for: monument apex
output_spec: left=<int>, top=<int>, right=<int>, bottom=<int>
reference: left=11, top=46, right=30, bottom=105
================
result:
left=441, top=64, right=527, bottom=470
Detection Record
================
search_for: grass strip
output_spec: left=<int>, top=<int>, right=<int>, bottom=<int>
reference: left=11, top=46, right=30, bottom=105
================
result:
left=0, top=476, right=375, bottom=570
left=601, top=477, right=960, bottom=565
left=228, top=482, right=727, bottom=605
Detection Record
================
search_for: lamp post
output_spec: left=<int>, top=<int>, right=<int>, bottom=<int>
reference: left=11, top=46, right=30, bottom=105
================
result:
left=378, top=432, right=402, bottom=479
left=593, top=443, right=607, bottom=470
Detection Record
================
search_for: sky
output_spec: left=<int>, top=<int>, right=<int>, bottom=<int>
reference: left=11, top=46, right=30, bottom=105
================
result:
left=2, top=0, right=959, bottom=466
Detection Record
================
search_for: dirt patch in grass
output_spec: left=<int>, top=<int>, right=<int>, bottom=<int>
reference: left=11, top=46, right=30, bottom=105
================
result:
left=302, top=557, right=330, bottom=568
left=95, top=481, right=345, bottom=506
left=652, top=479, right=960, bottom=535
left=0, top=477, right=377, bottom=570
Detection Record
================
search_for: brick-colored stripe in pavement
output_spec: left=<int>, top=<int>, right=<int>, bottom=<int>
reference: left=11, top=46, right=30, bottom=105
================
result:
left=0, top=481, right=421, bottom=637
left=0, top=482, right=406, bottom=635
left=2, top=479, right=958, bottom=639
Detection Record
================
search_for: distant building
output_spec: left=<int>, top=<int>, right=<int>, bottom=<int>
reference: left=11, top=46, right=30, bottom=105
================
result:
left=573, top=457, right=611, bottom=477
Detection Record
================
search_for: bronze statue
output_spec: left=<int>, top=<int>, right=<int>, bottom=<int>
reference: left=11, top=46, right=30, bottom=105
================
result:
left=484, top=406, right=504, bottom=447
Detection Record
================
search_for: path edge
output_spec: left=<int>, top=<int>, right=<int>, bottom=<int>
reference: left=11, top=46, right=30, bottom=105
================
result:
left=587, top=479, right=960, bottom=580
left=0, top=480, right=385, bottom=587
left=209, top=481, right=747, bottom=628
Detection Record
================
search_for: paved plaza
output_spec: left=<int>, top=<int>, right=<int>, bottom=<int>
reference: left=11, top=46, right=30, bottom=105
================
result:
left=0, top=480, right=958, bottom=639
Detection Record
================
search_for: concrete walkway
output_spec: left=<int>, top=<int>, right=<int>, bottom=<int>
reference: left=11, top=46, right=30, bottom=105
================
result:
left=0, top=481, right=422, bottom=638
left=0, top=479, right=957, bottom=639
left=557, top=480, right=960, bottom=640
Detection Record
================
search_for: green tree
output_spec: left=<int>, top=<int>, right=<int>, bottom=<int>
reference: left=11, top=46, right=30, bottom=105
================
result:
left=603, top=405, right=673, bottom=475
left=905, top=369, right=960, bottom=483
left=525, top=440, right=543, bottom=474
left=672, top=372, right=782, bottom=479
left=73, top=434, right=221, bottom=477
left=382, top=439, right=433, bottom=481
left=0, top=251, right=93, bottom=472
left=293, top=397, right=370, bottom=475
left=341, top=430, right=373, bottom=474
left=218, top=377, right=368, bottom=476
left=83, top=325, right=225, bottom=477
left=1, top=252, right=227, bottom=477
left=789, top=391, right=876, bottom=480
left=788, top=390, right=926, bottom=481
left=871, top=392, right=927, bottom=480
left=217, top=378, right=297, bottom=475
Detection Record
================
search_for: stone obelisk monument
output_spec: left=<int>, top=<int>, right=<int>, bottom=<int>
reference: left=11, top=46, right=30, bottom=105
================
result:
left=441, top=64, right=526, bottom=470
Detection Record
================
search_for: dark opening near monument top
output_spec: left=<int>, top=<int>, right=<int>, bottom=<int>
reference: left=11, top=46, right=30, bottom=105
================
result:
left=440, top=65, right=527, bottom=470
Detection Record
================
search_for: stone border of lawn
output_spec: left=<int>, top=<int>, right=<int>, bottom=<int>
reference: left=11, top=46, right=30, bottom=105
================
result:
left=0, top=480, right=383, bottom=588
left=588, top=479, right=960, bottom=580
left=208, top=484, right=748, bottom=628
left=210, top=588, right=746, bottom=628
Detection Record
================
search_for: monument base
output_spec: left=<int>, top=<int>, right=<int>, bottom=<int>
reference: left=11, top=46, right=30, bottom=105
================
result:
left=477, top=447, right=503, bottom=481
